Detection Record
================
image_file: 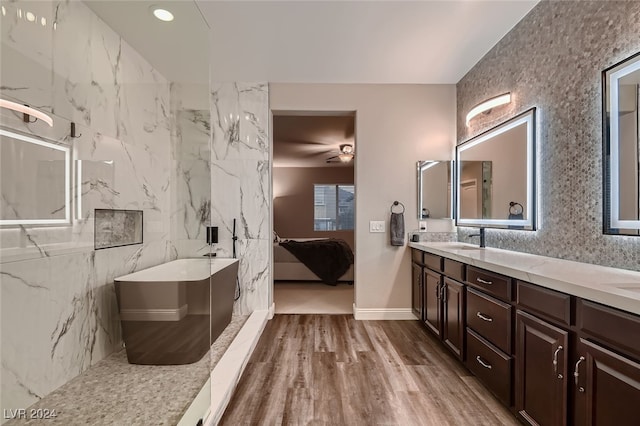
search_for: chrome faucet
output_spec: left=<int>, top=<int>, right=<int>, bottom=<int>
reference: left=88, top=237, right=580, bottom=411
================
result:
left=468, top=228, right=486, bottom=248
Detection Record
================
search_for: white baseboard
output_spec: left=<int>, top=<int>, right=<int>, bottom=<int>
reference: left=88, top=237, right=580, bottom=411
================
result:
left=352, top=304, right=418, bottom=320
left=268, top=302, right=275, bottom=319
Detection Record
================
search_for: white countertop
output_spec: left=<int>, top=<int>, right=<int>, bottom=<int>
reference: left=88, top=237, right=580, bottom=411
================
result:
left=409, top=242, right=640, bottom=315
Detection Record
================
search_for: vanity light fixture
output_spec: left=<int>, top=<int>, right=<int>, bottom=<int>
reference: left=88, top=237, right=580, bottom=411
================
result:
left=151, top=7, right=174, bottom=22
left=465, top=93, right=512, bottom=126
left=0, top=99, right=53, bottom=127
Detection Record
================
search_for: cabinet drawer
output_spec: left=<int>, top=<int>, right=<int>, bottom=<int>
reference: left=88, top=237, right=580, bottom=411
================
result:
left=424, top=253, right=443, bottom=272
left=444, top=258, right=464, bottom=281
left=577, top=299, right=640, bottom=359
left=466, top=266, right=512, bottom=301
left=411, top=249, right=424, bottom=265
left=516, top=281, right=571, bottom=327
left=466, top=328, right=512, bottom=406
left=467, top=288, right=512, bottom=354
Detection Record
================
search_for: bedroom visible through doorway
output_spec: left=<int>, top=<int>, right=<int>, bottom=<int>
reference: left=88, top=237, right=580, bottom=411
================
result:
left=272, top=112, right=356, bottom=314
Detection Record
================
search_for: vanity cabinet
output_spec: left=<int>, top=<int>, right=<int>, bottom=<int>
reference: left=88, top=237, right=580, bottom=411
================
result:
left=442, top=277, right=465, bottom=358
left=411, top=249, right=465, bottom=360
left=573, top=339, right=640, bottom=426
left=410, top=246, right=640, bottom=426
left=423, top=267, right=442, bottom=337
left=516, top=310, right=569, bottom=426
left=464, top=270, right=513, bottom=405
left=573, top=299, right=640, bottom=426
left=411, top=262, right=423, bottom=320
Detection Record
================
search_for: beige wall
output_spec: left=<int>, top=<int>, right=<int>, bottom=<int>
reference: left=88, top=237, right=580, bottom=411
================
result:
left=270, top=83, right=456, bottom=310
left=273, top=166, right=355, bottom=248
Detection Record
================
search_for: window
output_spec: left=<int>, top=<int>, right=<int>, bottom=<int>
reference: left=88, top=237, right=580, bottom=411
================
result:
left=314, top=184, right=354, bottom=231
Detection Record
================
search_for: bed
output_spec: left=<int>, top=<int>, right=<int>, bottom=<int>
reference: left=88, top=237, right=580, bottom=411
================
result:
left=273, top=238, right=354, bottom=284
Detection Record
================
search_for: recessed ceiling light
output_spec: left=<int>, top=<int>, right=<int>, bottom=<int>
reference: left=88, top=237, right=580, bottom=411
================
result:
left=152, top=7, right=174, bottom=22
left=26, top=11, right=35, bottom=22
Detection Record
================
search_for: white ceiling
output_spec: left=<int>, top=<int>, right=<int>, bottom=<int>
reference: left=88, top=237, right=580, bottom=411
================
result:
left=86, top=1, right=539, bottom=85
left=85, top=0, right=210, bottom=84
left=199, top=0, right=539, bottom=84
left=87, top=1, right=539, bottom=168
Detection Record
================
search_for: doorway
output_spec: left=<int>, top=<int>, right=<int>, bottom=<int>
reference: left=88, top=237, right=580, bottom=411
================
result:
left=271, top=112, right=356, bottom=314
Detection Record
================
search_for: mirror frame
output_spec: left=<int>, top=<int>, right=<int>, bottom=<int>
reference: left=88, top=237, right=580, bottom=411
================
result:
left=416, top=160, right=454, bottom=220
left=455, top=107, right=537, bottom=230
left=602, top=51, right=640, bottom=235
left=0, top=127, right=71, bottom=226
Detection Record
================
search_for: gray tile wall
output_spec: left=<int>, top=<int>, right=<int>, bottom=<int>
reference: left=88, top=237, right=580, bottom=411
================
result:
left=456, top=0, right=640, bottom=271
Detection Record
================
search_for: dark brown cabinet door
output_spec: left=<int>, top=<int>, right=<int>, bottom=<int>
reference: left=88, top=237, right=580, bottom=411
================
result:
left=573, top=338, right=640, bottom=426
left=423, top=268, right=441, bottom=337
left=516, top=310, right=568, bottom=426
left=411, top=263, right=423, bottom=320
left=443, top=278, right=465, bottom=360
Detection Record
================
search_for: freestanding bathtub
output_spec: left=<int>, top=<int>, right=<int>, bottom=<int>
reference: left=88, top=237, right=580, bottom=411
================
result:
left=114, top=258, right=239, bottom=365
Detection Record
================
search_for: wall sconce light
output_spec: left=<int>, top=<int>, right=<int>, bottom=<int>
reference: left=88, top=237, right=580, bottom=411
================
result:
left=0, top=99, right=53, bottom=127
left=465, top=93, right=511, bottom=126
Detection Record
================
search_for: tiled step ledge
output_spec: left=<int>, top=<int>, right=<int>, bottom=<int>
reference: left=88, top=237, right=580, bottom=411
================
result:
left=206, top=309, right=270, bottom=425
left=4, top=315, right=250, bottom=426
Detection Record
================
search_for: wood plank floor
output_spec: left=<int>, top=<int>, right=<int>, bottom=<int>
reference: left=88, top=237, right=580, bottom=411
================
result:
left=220, top=315, right=519, bottom=425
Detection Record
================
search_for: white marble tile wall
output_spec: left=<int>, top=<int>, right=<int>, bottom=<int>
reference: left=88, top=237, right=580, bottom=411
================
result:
left=170, top=107, right=212, bottom=258
left=0, top=1, right=54, bottom=111
left=1, top=0, right=174, bottom=417
left=210, top=83, right=270, bottom=315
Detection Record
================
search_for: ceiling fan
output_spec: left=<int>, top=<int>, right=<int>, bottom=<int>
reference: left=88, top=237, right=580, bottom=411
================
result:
left=326, top=144, right=355, bottom=163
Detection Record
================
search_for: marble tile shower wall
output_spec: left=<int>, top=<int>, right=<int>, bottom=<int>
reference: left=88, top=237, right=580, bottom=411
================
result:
left=456, top=0, right=640, bottom=271
left=1, top=0, right=174, bottom=415
left=170, top=101, right=211, bottom=258
left=210, top=82, right=270, bottom=315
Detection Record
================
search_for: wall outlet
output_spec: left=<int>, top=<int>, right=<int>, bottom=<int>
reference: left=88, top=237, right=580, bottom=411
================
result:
left=419, top=221, right=427, bottom=232
left=369, top=220, right=385, bottom=233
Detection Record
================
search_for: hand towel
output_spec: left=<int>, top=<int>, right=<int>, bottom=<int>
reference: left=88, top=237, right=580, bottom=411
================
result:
left=390, top=212, right=405, bottom=246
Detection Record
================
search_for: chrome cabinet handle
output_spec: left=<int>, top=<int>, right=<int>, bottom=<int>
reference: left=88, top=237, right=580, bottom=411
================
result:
left=574, top=356, right=585, bottom=387
left=476, top=277, right=493, bottom=285
left=476, top=356, right=492, bottom=369
left=553, top=345, right=564, bottom=378
left=476, top=312, right=493, bottom=322
left=435, top=283, right=440, bottom=299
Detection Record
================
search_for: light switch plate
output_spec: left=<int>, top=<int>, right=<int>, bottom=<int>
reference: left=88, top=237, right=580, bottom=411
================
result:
left=419, top=221, right=427, bottom=232
left=369, top=220, right=385, bottom=233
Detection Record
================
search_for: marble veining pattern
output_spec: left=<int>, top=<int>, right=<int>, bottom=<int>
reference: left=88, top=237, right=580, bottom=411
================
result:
left=210, top=83, right=270, bottom=315
left=456, top=0, right=640, bottom=271
left=1, top=0, right=174, bottom=417
left=171, top=110, right=211, bottom=241
left=4, top=316, right=248, bottom=426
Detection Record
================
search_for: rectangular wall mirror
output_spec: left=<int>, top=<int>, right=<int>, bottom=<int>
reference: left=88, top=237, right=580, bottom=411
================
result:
left=455, top=108, right=536, bottom=230
left=603, top=51, right=640, bottom=235
left=1, top=128, right=70, bottom=225
left=417, top=160, right=453, bottom=219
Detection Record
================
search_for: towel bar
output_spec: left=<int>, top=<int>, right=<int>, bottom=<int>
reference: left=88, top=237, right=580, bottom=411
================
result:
left=390, top=201, right=405, bottom=214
